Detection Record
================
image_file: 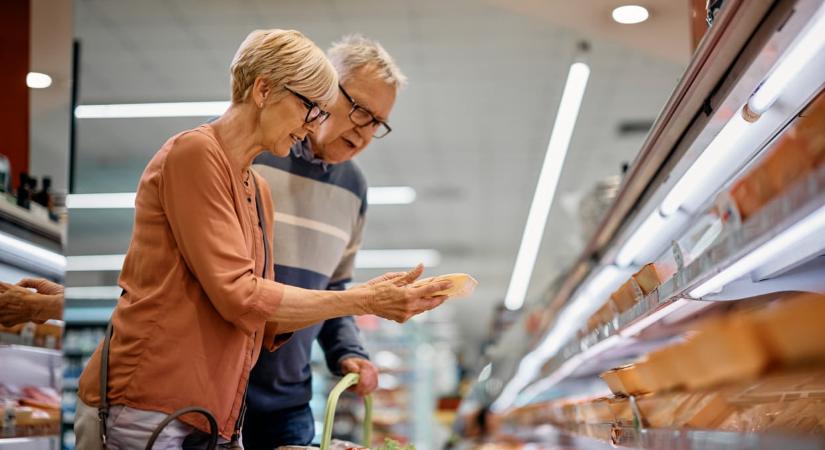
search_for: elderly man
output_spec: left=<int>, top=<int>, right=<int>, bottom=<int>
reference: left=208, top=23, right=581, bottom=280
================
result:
left=245, top=35, right=407, bottom=449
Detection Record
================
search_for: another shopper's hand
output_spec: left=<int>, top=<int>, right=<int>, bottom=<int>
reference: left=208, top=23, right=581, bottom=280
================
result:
left=0, top=282, right=41, bottom=326
left=17, top=278, right=64, bottom=296
left=362, top=265, right=452, bottom=323
left=340, top=357, right=379, bottom=396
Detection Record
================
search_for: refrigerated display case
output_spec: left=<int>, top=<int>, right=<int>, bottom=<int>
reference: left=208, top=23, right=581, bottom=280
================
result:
left=0, top=193, right=65, bottom=449
left=460, top=0, right=825, bottom=448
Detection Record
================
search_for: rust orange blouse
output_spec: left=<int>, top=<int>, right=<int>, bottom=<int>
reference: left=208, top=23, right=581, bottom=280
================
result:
left=78, top=124, right=290, bottom=438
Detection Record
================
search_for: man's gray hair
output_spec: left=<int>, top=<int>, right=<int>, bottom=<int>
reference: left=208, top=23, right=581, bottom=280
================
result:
left=328, top=34, right=408, bottom=90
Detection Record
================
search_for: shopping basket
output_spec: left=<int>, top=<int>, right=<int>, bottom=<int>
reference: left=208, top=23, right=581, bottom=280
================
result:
left=277, top=372, right=373, bottom=450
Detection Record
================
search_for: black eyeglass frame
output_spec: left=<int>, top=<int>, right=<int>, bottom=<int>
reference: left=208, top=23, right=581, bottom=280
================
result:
left=284, top=86, right=331, bottom=124
left=338, top=84, right=392, bottom=138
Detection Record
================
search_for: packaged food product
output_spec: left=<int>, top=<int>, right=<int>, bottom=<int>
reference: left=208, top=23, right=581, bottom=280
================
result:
left=615, top=364, right=648, bottom=396
left=632, top=264, right=665, bottom=296
left=599, top=368, right=626, bottom=396
left=610, top=279, right=642, bottom=313
left=683, top=316, right=769, bottom=390
left=413, top=273, right=478, bottom=299
left=674, top=392, right=733, bottom=428
left=751, top=292, right=825, bottom=365
left=730, top=163, right=776, bottom=221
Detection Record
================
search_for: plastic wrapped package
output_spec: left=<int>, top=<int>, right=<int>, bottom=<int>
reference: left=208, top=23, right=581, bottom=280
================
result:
left=675, top=209, right=726, bottom=267
left=750, top=292, right=825, bottom=366
left=413, top=273, right=478, bottom=299
left=676, top=316, right=769, bottom=390
left=610, top=279, right=642, bottom=313
left=730, top=89, right=825, bottom=221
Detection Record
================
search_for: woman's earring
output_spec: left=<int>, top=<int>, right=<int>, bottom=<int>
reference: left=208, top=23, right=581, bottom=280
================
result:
left=259, top=102, right=264, bottom=108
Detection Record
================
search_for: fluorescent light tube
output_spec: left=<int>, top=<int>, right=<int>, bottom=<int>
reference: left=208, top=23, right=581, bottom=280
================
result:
left=748, top=5, right=825, bottom=115
left=69, top=187, right=415, bottom=209
left=75, top=101, right=230, bottom=119
left=660, top=113, right=753, bottom=216
left=504, top=62, right=591, bottom=311
left=0, top=231, right=67, bottom=272
left=67, top=193, right=137, bottom=209
left=366, top=186, right=416, bottom=205
left=615, top=209, right=689, bottom=267
left=65, top=286, right=122, bottom=300
left=68, top=249, right=441, bottom=272
left=690, top=202, right=825, bottom=298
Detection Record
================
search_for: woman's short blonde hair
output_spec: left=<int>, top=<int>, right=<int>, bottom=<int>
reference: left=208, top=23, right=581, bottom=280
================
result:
left=230, top=29, right=338, bottom=106
left=328, top=34, right=407, bottom=91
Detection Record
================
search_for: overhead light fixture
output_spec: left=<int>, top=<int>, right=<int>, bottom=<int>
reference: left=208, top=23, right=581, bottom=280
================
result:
left=659, top=113, right=755, bottom=216
left=68, top=187, right=415, bottom=209
left=366, top=186, right=416, bottom=205
left=690, top=202, right=825, bottom=298
left=615, top=209, right=690, bottom=267
left=355, top=249, right=441, bottom=269
left=504, top=62, right=591, bottom=311
left=0, top=231, right=66, bottom=273
left=66, top=192, right=136, bottom=209
left=747, top=4, right=825, bottom=116
left=65, top=286, right=122, bottom=300
left=75, top=101, right=230, bottom=119
left=67, top=254, right=126, bottom=272
left=612, top=5, right=650, bottom=24
left=27, top=72, right=52, bottom=89
left=67, top=249, right=440, bottom=272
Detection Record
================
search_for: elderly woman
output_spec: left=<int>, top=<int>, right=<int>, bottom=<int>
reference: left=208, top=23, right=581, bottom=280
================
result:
left=73, top=29, right=450, bottom=449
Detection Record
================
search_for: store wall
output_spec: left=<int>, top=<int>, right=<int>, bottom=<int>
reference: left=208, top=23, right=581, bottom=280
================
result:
left=29, top=0, right=74, bottom=193
left=0, top=0, right=31, bottom=188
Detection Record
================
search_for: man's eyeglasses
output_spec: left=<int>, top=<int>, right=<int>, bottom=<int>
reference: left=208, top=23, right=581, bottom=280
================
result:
left=284, top=86, right=331, bottom=124
left=338, top=84, right=392, bottom=138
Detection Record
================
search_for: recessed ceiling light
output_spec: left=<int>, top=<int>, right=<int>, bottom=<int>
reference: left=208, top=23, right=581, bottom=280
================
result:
left=612, top=5, right=650, bottom=24
left=27, top=72, right=52, bottom=89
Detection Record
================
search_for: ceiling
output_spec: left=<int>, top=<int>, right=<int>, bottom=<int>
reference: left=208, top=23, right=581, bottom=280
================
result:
left=67, top=0, right=689, bottom=359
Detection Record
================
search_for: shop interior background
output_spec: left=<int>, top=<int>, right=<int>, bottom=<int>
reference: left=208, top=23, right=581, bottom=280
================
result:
left=15, top=0, right=700, bottom=448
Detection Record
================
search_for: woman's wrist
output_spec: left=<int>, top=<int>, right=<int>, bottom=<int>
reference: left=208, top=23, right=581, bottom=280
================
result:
left=340, top=286, right=374, bottom=316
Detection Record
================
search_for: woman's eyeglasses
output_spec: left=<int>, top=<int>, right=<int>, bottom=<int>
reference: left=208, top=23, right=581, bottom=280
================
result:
left=284, top=86, right=331, bottom=124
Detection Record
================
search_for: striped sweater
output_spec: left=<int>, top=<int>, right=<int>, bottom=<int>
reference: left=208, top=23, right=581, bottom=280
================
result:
left=247, top=140, right=370, bottom=412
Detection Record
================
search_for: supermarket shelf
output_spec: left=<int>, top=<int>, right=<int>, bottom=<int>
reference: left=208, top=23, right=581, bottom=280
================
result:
left=501, top=422, right=825, bottom=450
left=0, top=436, right=60, bottom=450
left=533, top=164, right=825, bottom=390
left=0, top=198, right=62, bottom=242
left=0, top=345, right=63, bottom=388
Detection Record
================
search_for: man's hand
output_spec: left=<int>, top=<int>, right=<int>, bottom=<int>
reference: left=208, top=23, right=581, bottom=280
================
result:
left=340, top=357, right=379, bottom=396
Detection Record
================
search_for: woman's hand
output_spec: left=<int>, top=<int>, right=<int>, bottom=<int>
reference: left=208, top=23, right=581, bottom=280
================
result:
left=359, top=265, right=452, bottom=323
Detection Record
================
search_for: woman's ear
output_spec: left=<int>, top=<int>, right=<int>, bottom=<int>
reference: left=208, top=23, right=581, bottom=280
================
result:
left=252, top=76, right=271, bottom=106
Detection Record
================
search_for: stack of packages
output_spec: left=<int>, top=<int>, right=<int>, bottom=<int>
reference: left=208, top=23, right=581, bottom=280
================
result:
left=506, top=292, right=825, bottom=441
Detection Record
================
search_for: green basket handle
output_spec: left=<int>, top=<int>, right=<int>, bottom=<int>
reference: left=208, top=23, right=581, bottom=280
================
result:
left=320, top=373, right=373, bottom=450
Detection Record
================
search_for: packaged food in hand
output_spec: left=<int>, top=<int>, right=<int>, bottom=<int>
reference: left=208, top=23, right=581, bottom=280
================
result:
left=413, top=273, right=478, bottom=299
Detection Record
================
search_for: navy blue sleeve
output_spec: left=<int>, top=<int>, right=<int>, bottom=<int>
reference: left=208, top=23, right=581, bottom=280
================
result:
left=317, top=315, right=370, bottom=375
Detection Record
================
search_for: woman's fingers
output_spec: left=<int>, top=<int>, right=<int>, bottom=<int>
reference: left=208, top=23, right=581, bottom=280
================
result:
left=394, top=264, right=424, bottom=286
left=410, top=279, right=453, bottom=299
